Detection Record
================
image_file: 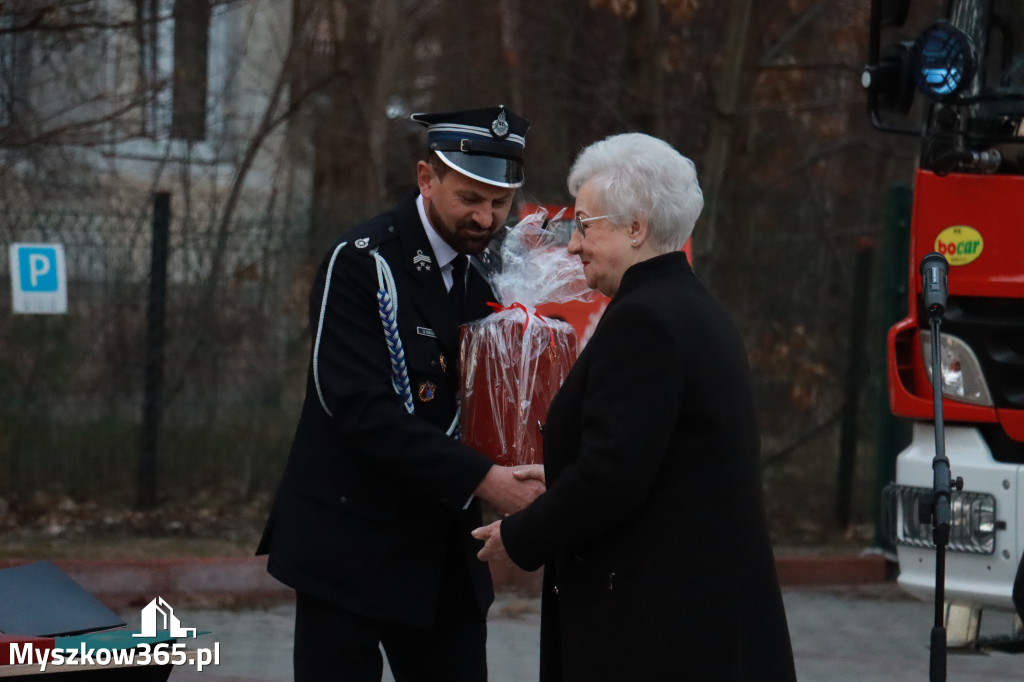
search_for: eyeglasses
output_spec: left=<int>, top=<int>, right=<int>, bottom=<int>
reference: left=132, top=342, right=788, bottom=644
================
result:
left=574, top=213, right=623, bottom=238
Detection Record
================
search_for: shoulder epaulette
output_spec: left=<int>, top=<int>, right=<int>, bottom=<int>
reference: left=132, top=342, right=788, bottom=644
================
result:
left=346, top=218, right=401, bottom=253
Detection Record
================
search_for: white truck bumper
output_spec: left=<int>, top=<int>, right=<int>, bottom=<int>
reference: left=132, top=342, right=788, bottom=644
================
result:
left=890, top=423, right=1021, bottom=612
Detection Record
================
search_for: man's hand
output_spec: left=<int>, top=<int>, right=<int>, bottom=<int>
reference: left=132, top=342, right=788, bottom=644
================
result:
left=471, top=520, right=510, bottom=563
left=474, top=465, right=544, bottom=514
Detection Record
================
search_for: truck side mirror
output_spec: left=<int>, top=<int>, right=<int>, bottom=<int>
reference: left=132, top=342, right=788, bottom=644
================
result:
left=863, top=41, right=916, bottom=115
left=867, top=0, right=921, bottom=133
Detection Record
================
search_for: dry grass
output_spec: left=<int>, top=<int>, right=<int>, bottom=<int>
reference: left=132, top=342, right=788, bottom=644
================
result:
left=0, top=490, right=268, bottom=560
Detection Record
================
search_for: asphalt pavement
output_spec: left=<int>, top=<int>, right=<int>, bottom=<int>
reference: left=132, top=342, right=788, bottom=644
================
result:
left=161, top=584, right=1024, bottom=681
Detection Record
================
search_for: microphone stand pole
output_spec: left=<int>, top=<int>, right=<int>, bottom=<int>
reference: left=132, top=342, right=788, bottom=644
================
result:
left=920, top=251, right=962, bottom=681
left=927, top=308, right=951, bottom=682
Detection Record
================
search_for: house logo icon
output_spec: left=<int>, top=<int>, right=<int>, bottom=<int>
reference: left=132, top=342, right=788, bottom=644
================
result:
left=132, top=597, right=198, bottom=638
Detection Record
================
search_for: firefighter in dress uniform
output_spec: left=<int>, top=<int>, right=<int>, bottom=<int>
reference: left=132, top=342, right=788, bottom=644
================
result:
left=258, top=106, right=543, bottom=682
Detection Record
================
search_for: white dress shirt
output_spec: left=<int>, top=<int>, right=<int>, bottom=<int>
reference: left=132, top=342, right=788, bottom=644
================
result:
left=417, top=194, right=464, bottom=292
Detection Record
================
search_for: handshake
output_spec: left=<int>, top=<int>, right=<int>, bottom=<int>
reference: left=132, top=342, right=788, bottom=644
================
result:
left=471, top=464, right=544, bottom=565
left=473, top=464, right=545, bottom=515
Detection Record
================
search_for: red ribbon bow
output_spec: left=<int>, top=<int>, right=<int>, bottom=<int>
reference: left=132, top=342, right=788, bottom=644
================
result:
left=486, top=301, right=555, bottom=348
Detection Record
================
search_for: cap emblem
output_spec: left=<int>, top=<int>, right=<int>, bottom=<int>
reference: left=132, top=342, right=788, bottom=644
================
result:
left=355, top=238, right=370, bottom=249
left=491, top=110, right=510, bottom=139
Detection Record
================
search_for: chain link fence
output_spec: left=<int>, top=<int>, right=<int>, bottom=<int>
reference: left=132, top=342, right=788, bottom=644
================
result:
left=0, top=204, right=313, bottom=504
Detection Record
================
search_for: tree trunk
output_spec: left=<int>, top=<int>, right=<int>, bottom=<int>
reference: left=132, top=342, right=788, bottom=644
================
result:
left=697, top=0, right=754, bottom=285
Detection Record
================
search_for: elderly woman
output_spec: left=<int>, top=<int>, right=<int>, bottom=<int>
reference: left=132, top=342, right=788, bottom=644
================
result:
left=473, top=133, right=796, bottom=680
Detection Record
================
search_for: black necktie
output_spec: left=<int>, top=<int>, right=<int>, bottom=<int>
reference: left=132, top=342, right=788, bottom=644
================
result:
left=449, top=255, right=467, bottom=317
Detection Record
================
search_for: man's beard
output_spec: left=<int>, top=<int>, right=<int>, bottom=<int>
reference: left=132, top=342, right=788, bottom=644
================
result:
left=427, top=201, right=491, bottom=255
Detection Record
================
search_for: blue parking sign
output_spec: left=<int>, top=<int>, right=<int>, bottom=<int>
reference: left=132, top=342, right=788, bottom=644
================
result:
left=10, top=243, right=68, bottom=314
left=18, top=246, right=60, bottom=291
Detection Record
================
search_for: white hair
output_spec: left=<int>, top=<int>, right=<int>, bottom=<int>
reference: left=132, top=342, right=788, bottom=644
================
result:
left=567, top=133, right=704, bottom=253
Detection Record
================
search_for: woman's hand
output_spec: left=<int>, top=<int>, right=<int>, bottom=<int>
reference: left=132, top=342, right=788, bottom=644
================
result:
left=512, top=464, right=545, bottom=485
left=471, top=520, right=510, bottom=564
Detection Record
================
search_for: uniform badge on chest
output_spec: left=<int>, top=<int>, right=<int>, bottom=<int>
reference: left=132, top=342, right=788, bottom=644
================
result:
left=413, top=250, right=432, bottom=272
left=417, top=381, right=437, bottom=403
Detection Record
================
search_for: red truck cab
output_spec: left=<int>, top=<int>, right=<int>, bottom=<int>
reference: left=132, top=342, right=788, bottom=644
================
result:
left=866, top=0, right=1024, bottom=648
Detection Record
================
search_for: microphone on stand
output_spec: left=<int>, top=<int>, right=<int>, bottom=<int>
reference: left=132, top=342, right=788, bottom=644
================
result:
left=920, top=251, right=949, bottom=317
left=921, top=251, right=952, bottom=545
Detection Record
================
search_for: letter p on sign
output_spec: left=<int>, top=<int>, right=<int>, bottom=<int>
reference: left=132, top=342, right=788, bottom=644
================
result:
left=10, top=243, right=68, bottom=314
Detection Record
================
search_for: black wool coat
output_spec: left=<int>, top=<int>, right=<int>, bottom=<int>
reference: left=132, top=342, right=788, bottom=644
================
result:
left=258, top=195, right=497, bottom=628
left=501, top=251, right=797, bottom=681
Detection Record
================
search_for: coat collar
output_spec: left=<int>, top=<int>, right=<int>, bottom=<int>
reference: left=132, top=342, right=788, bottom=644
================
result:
left=416, top=194, right=461, bottom=270
left=614, top=251, right=694, bottom=299
left=394, top=194, right=444, bottom=286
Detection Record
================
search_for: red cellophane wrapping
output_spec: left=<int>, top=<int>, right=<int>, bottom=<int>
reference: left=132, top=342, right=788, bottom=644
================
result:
left=458, top=209, right=592, bottom=466
left=460, top=313, right=577, bottom=466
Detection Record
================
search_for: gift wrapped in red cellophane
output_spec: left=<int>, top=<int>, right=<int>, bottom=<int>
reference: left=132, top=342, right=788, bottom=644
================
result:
left=460, top=307, right=577, bottom=466
left=459, top=210, right=592, bottom=466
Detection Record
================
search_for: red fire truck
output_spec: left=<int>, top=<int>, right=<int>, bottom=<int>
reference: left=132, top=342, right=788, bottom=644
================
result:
left=866, top=0, right=1024, bottom=647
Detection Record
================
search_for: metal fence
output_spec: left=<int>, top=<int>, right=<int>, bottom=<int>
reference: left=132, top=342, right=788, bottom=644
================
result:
left=0, top=204, right=313, bottom=504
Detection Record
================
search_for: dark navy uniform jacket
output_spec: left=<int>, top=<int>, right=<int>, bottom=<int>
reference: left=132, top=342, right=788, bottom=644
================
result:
left=258, top=194, right=497, bottom=628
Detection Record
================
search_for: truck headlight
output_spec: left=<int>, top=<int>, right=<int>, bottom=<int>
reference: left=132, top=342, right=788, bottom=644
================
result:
left=883, top=484, right=996, bottom=554
left=920, top=330, right=993, bottom=406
